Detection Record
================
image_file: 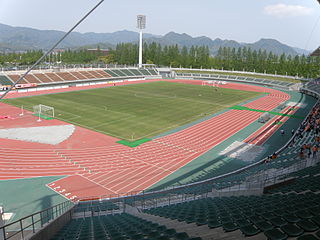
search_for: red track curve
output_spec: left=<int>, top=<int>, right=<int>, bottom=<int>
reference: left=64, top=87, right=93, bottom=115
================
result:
left=0, top=79, right=289, bottom=200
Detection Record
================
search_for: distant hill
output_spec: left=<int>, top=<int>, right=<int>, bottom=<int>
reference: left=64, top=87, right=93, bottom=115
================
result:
left=0, top=23, right=310, bottom=56
left=146, top=32, right=301, bottom=56
left=0, top=23, right=155, bottom=51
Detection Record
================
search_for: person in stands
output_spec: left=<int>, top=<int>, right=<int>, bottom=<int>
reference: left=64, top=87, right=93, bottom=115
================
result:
left=312, top=145, right=318, bottom=158
left=299, top=151, right=304, bottom=160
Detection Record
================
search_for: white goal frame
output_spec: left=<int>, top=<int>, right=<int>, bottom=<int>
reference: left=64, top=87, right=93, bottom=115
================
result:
left=33, top=104, right=55, bottom=118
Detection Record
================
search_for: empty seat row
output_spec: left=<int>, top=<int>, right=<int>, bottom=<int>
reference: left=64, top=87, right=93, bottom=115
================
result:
left=51, top=213, right=200, bottom=240
left=145, top=192, right=320, bottom=239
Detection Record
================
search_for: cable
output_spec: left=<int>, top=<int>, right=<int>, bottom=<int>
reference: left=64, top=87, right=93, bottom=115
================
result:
left=0, top=0, right=105, bottom=100
left=304, top=13, right=320, bottom=52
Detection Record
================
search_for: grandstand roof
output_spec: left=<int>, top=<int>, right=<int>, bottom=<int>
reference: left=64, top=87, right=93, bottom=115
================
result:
left=311, top=47, right=320, bottom=56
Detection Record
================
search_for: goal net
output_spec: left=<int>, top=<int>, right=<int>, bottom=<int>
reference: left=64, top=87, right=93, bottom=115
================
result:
left=33, top=104, right=54, bottom=118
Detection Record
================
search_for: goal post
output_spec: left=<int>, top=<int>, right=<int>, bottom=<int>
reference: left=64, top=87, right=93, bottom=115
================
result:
left=33, top=104, right=55, bottom=119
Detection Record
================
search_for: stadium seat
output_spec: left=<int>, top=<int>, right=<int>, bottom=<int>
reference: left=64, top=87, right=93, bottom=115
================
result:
left=222, top=222, right=238, bottom=232
left=311, top=216, right=320, bottom=226
left=297, top=235, right=320, bottom=240
left=239, top=224, right=260, bottom=236
left=297, top=220, right=320, bottom=232
left=280, top=224, right=304, bottom=237
left=264, top=228, right=288, bottom=240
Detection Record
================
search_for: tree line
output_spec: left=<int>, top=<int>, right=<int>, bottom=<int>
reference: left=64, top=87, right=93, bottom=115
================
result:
left=0, top=43, right=319, bottom=78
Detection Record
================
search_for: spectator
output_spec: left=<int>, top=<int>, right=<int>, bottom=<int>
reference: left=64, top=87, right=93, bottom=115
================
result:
left=291, top=129, right=295, bottom=136
left=312, top=145, right=318, bottom=158
left=299, top=151, right=304, bottom=160
left=308, top=148, right=312, bottom=158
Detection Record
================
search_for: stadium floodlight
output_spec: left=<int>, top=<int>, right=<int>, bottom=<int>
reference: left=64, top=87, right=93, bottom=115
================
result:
left=137, top=15, right=146, bottom=68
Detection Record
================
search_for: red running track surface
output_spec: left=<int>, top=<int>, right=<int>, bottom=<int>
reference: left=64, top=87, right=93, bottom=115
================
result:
left=0, top=79, right=290, bottom=200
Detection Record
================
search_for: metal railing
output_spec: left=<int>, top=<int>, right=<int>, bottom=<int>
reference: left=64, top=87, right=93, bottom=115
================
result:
left=0, top=200, right=74, bottom=240
left=176, top=72, right=299, bottom=88
left=172, top=67, right=310, bottom=81
left=0, top=64, right=159, bottom=73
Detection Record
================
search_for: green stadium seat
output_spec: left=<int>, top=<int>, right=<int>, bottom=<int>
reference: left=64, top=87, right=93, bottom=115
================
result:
left=297, top=219, right=319, bottom=232
left=195, top=218, right=207, bottom=226
left=249, top=215, right=264, bottom=224
left=113, top=69, right=127, bottom=76
left=174, top=232, right=190, bottom=240
left=0, top=75, right=13, bottom=85
left=149, top=230, right=160, bottom=238
left=308, top=207, right=320, bottom=216
left=283, top=213, right=300, bottom=223
left=280, top=224, right=304, bottom=237
left=296, top=210, right=313, bottom=219
left=255, top=221, right=274, bottom=231
left=262, top=212, right=277, bottom=220
left=129, top=69, right=143, bottom=76
left=269, top=217, right=287, bottom=227
left=297, top=235, right=319, bottom=240
left=105, top=69, right=119, bottom=77
left=208, top=219, right=221, bottom=228
left=157, top=226, right=166, bottom=232
left=131, top=233, right=145, bottom=240
left=222, top=222, right=238, bottom=232
left=264, top=228, right=288, bottom=240
left=164, top=228, right=177, bottom=237
left=156, top=236, right=170, bottom=240
left=239, top=225, right=260, bottom=236
left=311, top=216, right=320, bottom=226
left=236, top=219, right=251, bottom=227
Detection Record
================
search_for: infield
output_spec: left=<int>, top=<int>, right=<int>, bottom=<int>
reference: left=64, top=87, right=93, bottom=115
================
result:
left=3, top=81, right=262, bottom=140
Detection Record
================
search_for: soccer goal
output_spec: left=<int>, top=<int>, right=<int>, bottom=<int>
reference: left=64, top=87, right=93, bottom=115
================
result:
left=33, top=104, right=55, bottom=119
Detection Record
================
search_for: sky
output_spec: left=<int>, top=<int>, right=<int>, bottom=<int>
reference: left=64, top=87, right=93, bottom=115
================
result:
left=0, top=0, right=319, bottom=51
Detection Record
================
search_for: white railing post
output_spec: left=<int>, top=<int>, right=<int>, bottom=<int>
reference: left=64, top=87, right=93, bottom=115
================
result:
left=0, top=206, right=4, bottom=240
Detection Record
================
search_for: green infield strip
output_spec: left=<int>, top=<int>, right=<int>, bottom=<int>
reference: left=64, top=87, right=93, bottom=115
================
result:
left=230, top=105, right=304, bottom=119
left=32, top=113, right=54, bottom=120
left=117, top=138, right=151, bottom=147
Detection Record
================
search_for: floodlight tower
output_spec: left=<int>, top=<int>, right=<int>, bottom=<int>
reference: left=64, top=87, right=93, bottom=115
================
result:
left=137, top=15, right=146, bottom=68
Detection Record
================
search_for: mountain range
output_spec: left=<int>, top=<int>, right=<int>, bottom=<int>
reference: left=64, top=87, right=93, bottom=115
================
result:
left=0, top=23, right=309, bottom=56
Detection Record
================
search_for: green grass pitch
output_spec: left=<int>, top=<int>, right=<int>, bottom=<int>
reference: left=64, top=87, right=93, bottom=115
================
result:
left=3, top=81, right=261, bottom=140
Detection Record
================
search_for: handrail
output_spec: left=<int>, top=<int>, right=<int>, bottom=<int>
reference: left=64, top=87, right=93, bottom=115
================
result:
left=0, top=200, right=74, bottom=240
left=176, top=72, right=299, bottom=87
left=172, top=67, right=310, bottom=81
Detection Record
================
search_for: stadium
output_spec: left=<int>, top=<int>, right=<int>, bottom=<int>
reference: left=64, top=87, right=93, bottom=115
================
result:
left=0, top=1, right=320, bottom=240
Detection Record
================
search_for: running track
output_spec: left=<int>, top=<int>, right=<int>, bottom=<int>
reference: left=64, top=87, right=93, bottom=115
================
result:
left=0, top=79, right=290, bottom=200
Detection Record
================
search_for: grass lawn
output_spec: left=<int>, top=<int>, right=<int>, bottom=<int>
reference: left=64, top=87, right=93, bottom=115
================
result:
left=176, top=70, right=302, bottom=83
left=3, top=81, right=261, bottom=140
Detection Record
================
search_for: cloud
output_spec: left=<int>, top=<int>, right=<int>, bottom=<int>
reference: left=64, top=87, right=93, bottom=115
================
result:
left=264, top=3, right=313, bottom=18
